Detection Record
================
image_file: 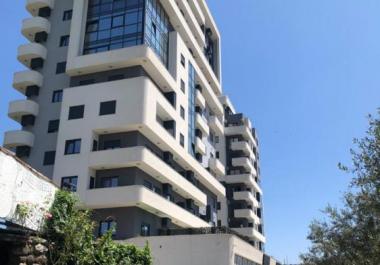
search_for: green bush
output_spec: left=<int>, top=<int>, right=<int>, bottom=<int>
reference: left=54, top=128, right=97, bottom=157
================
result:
left=44, top=190, right=153, bottom=265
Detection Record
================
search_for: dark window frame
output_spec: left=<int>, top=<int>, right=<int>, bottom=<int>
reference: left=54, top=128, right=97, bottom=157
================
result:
left=56, top=61, right=67, bottom=74
left=59, top=35, right=70, bottom=47
left=99, top=100, right=116, bottom=116
left=61, top=176, right=78, bottom=192
left=64, top=139, right=81, bottom=155
left=52, top=90, right=63, bottom=103
left=63, top=10, right=73, bottom=21
left=48, top=119, right=60, bottom=133
left=68, top=105, right=85, bottom=120
left=43, top=151, right=56, bottom=165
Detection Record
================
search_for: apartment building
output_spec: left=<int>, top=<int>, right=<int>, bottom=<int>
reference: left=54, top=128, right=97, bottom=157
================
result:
left=3, top=0, right=266, bottom=263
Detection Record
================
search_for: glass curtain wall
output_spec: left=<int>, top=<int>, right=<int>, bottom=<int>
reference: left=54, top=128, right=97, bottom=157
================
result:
left=188, top=63, right=196, bottom=157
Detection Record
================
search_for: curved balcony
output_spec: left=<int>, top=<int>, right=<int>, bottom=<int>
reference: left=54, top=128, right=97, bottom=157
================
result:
left=195, top=113, right=209, bottom=136
left=8, top=99, right=39, bottom=124
left=209, top=115, right=224, bottom=135
left=195, top=137, right=206, bottom=155
left=26, top=0, right=54, bottom=16
left=22, top=17, right=51, bottom=42
left=17, top=43, right=47, bottom=69
left=209, top=157, right=225, bottom=176
left=232, top=157, right=255, bottom=174
left=195, top=89, right=206, bottom=109
left=222, top=174, right=262, bottom=194
left=13, top=70, right=43, bottom=95
left=3, top=130, right=35, bottom=148
left=233, top=191, right=258, bottom=206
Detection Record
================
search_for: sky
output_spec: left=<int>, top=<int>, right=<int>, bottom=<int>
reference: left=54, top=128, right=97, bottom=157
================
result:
left=0, top=1, right=379, bottom=263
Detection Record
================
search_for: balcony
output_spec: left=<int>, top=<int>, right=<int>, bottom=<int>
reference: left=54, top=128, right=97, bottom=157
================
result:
left=3, top=130, right=34, bottom=148
left=234, top=209, right=261, bottom=224
left=195, top=137, right=206, bottom=155
left=230, top=141, right=255, bottom=159
left=233, top=191, right=259, bottom=207
left=22, top=17, right=51, bottom=42
left=195, top=113, right=209, bottom=136
left=222, top=174, right=262, bottom=194
left=209, top=157, right=225, bottom=176
left=13, top=70, right=43, bottom=95
left=232, top=227, right=266, bottom=243
left=225, top=125, right=256, bottom=146
left=89, top=146, right=207, bottom=207
left=84, top=185, right=210, bottom=228
left=8, top=100, right=39, bottom=125
left=195, top=89, right=206, bottom=109
left=26, top=0, right=54, bottom=16
left=17, top=43, right=47, bottom=69
left=232, top=157, right=255, bottom=174
left=209, top=115, right=224, bottom=135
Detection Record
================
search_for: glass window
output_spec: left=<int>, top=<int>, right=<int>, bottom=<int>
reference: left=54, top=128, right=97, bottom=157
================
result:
left=65, top=139, right=81, bottom=155
left=99, top=220, right=117, bottom=236
left=63, top=10, right=73, bottom=21
left=180, top=106, right=185, bottom=119
left=181, top=54, right=186, bottom=67
left=180, top=79, right=185, bottom=93
left=56, top=62, right=66, bottom=74
left=102, top=176, right=119, bottom=188
left=68, top=105, right=85, bottom=120
left=61, top=176, right=78, bottom=192
left=48, top=120, right=60, bottom=133
left=52, top=90, right=63, bottom=103
left=103, top=139, right=121, bottom=149
left=180, top=134, right=185, bottom=147
left=140, top=223, right=150, bottom=236
left=59, top=35, right=70, bottom=47
left=43, top=151, right=56, bottom=165
left=99, top=100, right=116, bottom=115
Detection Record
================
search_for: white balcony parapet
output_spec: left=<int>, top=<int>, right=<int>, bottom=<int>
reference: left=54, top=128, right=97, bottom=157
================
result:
left=88, top=146, right=207, bottom=207
left=209, top=115, right=224, bottom=135
left=233, top=191, right=259, bottom=207
left=232, top=157, right=255, bottom=174
left=8, top=99, right=39, bottom=123
left=222, top=174, right=262, bottom=194
left=231, top=141, right=255, bottom=160
left=232, top=227, right=266, bottom=244
left=17, top=43, right=47, bottom=68
left=195, top=137, right=206, bottom=155
left=209, top=157, right=225, bottom=176
left=13, top=70, right=43, bottom=94
left=26, top=0, right=54, bottom=16
left=195, top=89, right=206, bottom=109
left=84, top=185, right=210, bottom=228
left=195, top=113, right=210, bottom=136
left=3, top=130, right=35, bottom=148
left=22, top=17, right=51, bottom=42
left=225, top=125, right=256, bottom=146
left=234, top=209, right=261, bottom=225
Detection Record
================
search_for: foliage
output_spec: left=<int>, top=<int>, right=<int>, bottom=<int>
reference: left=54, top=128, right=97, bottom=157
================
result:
left=43, top=190, right=153, bottom=265
left=15, top=202, right=32, bottom=225
left=300, top=110, right=380, bottom=265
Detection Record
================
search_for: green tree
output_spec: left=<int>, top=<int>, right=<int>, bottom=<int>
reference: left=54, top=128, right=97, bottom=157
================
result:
left=300, top=110, right=380, bottom=265
left=44, top=190, right=153, bottom=265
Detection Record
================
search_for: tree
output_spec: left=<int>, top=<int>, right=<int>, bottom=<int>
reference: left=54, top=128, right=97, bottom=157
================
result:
left=44, top=190, right=153, bottom=265
left=300, top=110, right=380, bottom=265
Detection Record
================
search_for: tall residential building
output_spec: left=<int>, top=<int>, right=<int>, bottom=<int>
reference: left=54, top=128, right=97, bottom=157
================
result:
left=4, top=0, right=267, bottom=263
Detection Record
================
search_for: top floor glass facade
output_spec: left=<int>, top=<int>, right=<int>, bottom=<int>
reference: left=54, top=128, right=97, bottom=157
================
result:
left=83, top=0, right=171, bottom=67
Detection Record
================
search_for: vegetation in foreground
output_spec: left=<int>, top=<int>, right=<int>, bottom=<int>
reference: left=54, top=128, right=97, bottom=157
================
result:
left=300, top=109, right=380, bottom=265
left=43, top=190, right=153, bottom=265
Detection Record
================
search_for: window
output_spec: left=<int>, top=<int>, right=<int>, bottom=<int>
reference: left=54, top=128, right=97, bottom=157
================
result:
left=108, top=74, right=124, bottom=81
left=61, top=176, right=78, bottom=192
left=48, top=119, right=60, bottom=133
left=56, top=62, right=66, bottom=74
left=140, top=223, right=150, bottom=237
left=63, top=10, right=73, bottom=21
left=143, top=180, right=153, bottom=190
left=79, top=79, right=95, bottom=85
left=180, top=54, right=186, bottom=67
left=68, top=105, right=85, bottom=120
left=99, top=100, right=116, bottom=116
left=215, top=136, right=219, bottom=143
left=65, top=139, right=81, bottom=155
left=52, top=90, right=63, bottom=103
left=99, top=220, right=116, bottom=236
left=103, top=140, right=121, bottom=150
left=180, top=133, right=185, bottom=147
left=180, top=106, right=185, bottom=119
left=59, top=35, right=70, bottom=47
left=180, top=79, right=185, bottom=93
left=43, top=151, right=56, bottom=165
left=102, top=176, right=119, bottom=188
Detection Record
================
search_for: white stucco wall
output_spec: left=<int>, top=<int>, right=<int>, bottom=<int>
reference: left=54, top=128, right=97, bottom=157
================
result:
left=0, top=148, right=57, bottom=231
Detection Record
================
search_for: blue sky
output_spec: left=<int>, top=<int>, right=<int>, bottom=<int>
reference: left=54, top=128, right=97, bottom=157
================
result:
left=1, top=1, right=380, bottom=263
